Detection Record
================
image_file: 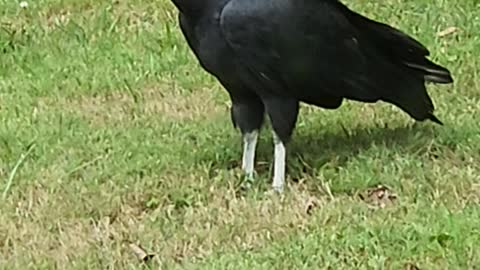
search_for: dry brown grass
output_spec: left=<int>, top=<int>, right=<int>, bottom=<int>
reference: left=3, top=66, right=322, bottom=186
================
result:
left=1, top=171, right=331, bottom=268
left=38, top=86, right=226, bottom=126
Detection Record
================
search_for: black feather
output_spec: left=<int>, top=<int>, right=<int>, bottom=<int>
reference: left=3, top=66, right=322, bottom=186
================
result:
left=173, top=0, right=453, bottom=136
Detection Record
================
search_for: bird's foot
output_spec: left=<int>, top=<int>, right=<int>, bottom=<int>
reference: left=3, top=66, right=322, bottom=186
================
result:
left=272, top=169, right=285, bottom=193
left=272, top=186, right=284, bottom=194
left=263, top=184, right=285, bottom=197
left=240, top=173, right=255, bottom=191
left=272, top=183, right=284, bottom=193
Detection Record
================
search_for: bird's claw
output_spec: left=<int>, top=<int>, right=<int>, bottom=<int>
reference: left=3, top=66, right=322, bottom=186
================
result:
left=272, top=184, right=284, bottom=193
left=240, top=174, right=255, bottom=190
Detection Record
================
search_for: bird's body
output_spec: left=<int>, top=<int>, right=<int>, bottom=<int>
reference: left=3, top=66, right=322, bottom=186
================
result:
left=171, top=0, right=453, bottom=191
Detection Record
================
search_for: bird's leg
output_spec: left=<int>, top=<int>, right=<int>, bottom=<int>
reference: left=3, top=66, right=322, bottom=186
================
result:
left=272, top=131, right=286, bottom=192
left=263, top=98, right=299, bottom=193
left=241, top=130, right=258, bottom=179
left=230, top=95, right=265, bottom=186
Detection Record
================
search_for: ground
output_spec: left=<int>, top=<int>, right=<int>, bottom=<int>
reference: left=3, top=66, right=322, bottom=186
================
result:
left=0, top=0, right=479, bottom=269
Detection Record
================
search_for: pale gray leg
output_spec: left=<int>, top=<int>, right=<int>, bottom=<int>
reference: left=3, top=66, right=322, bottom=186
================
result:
left=241, top=130, right=258, bottom=179
left=272, top=131, right=286, bottom=192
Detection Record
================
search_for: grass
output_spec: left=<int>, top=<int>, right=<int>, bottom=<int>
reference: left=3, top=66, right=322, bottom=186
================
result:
left=0, top=0, right=479, bottom=268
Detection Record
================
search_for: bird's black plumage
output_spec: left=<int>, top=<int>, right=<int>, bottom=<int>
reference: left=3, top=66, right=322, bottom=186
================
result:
left=171, top=0, right=453, bottom=190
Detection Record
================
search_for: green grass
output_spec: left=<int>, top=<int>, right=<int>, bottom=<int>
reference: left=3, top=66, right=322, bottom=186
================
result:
left=1, top=0, right=479, bottom=269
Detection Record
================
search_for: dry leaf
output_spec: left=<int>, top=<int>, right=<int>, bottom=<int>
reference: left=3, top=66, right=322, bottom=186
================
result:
left=404, top=262, right=420, bottom=270
left=436, top=26, right=458, bottom=37
left=360, top=185, right=398, bottom=209
left=129, top=243, right=154, bottom=263
left=305, top=196, right=320, bottom=215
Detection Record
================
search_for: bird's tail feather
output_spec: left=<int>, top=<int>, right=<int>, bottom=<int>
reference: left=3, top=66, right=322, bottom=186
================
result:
left=404, top=59, right=453, bottom=84
left=347, top=9, right=454, bottom=85
left=339, top=3, right=451, bottom=125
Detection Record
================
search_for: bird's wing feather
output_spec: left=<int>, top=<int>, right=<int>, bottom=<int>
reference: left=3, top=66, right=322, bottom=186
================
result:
left=219, top=0, right=447, bottom=121
left=219, top=0, right=389, bottom=101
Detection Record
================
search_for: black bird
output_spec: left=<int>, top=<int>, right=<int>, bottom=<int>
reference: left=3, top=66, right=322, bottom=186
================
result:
left=170, top=0, right=453, bottom=191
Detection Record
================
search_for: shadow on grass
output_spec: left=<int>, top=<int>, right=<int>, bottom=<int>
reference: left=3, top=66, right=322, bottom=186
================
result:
left=289, top=123, right=435, bottom=171
left=197, top=123, right=438, bottom=184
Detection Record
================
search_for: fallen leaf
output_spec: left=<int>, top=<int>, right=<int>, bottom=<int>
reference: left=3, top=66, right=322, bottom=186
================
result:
left=129, top=243, right=155, bottom=263
left=305, top=196, right=320, bottom=215
left=404, top=262, right=420, bottom=270
left=360, top=185, right=398, bottom=209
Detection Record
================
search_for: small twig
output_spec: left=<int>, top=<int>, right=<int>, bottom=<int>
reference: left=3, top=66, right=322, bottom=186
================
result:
left=3, top=143, right=36, bottom=200
left=437, top=26, right=459, bottom=37
left=65, top=155, right=105, bottom=176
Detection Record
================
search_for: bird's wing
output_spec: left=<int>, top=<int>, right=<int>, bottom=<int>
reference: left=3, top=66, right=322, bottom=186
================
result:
left=219, top=0, right=423, bottom=103
left=219, top=0, right=450, bottom=122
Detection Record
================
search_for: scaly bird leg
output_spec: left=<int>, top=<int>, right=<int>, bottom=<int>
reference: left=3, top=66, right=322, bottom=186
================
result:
left=272, top=131, right=286, bottom=192
left=241, top=130, right=258, bottom=179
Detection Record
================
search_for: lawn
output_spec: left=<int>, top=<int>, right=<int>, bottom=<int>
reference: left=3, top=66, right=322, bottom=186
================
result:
left=0, top=0, right=479, bottom=269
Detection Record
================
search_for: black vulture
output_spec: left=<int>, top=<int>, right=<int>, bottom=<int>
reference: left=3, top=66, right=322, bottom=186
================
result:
left=170, top=0, right=453, bottom=192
